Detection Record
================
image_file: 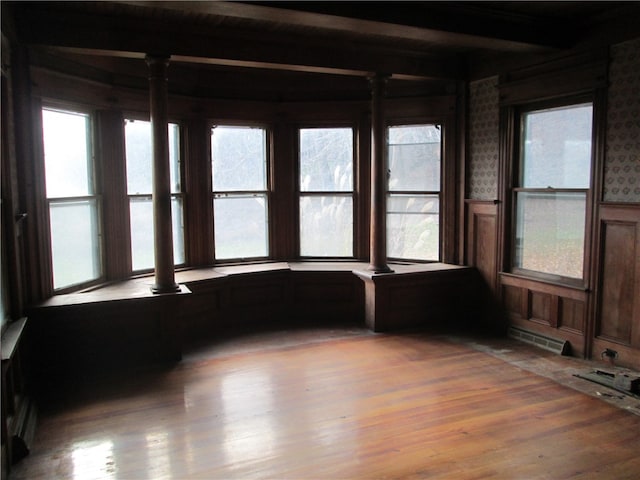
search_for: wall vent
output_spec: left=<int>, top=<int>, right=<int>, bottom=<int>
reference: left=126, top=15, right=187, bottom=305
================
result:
left=508, top=326, right=571, bottom=356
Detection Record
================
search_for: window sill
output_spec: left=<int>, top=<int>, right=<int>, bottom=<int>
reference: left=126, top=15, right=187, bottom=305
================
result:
left=33, top=280, right=191, bottom=308
left=32, top=261, right=469, bottom=309
left=500, top=272, right=589, bottom=296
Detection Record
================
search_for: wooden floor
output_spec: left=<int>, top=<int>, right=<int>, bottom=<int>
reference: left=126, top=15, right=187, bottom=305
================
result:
left=10, top=328, right=640, bottom=479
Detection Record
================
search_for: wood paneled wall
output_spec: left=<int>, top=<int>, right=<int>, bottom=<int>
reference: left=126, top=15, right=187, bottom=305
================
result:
left=465, top=200, right=498, bottom=292
left=499, top=274, right=589, bottom=357
left=592, top=203, right=640, bottom=368
left=464, top=198, right=640, bottom=367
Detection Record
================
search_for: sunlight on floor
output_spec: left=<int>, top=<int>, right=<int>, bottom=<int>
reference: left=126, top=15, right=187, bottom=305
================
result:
left=71, top=439, right=116, bottom=480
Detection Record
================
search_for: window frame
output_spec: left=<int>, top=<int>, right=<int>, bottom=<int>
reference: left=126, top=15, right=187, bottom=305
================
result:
left=123, top=116, right=186, bottom=273
left=509, top=95, right=596, bottom=287
left=296, top=124, right=357, bottom=259
left=385, top=121, right=444, bottom=263
left=41, top=104, right=105, bottom=293
left=210, top=122, right=272, bottom=263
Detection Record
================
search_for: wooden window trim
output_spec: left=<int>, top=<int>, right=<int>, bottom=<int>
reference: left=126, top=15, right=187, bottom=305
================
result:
left=296, top=124, right=358, bottom=260
left=496, top=49, right=608, bottom=270
left=210, top=123, right=272, bottom=263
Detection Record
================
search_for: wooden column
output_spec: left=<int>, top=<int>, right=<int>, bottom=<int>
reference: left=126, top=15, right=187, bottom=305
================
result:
left=368, top=73, right=393, bottom=273
left=146, top=54, right=179, bottom=293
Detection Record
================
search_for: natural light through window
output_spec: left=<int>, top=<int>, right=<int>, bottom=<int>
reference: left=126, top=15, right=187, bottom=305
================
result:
left=299, top=127, right=354, bottom=257
left=514, top=103, right=593, bottom=280
left=71, top=439, right=116, bottom=480
left=211, top=125, right=269, bottom=260
left=42, top=108, right=102, bottom=290
left=387, top=124, right=441, bottom=261
left=125, top=119, right=184, bottom=271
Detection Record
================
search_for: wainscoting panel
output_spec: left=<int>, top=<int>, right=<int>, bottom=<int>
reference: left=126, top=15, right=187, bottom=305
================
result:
left=500, top=274, right=588, bottom=357
left=593, top=204, right=640, bottom=369
left=465, top=201, right=498, bottom=292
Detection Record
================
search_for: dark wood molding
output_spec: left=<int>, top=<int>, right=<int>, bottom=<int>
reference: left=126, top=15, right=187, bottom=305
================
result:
left=456, top=81, right=468, bottom=265
left=12, top=49, right=52, bottom=302
left=182, top=117, right=213, bottom=266
left=584, top=87, right=609, bottom=359
left=96, top=109, right=132, bottom=280
left=498, top=49, right=609, bottom=106
left=1, top=39, right=25, bottom=319
left=356, top=110, right=371, bottom=261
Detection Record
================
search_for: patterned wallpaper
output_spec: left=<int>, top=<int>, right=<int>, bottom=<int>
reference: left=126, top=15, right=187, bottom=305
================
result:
left=467, top=39, right=640, bottom=203
left=467, top=76, right=499, bottom=200
left=604, top=38, right=640, bottom=203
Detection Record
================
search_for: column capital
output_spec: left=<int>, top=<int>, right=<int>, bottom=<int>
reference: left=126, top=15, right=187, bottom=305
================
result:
left=367, top=72, right=392, bottom=81
left=367, top=72, right=391, bottom=91
left=145, top=54, right=171, bottom=79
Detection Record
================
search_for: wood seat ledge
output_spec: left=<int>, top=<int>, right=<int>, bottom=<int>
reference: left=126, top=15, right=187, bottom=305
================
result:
left=30, top=262, right=470, bottom=310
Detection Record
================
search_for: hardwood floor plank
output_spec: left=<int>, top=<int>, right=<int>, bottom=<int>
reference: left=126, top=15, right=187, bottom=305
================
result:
left=10, top=331, right=640, bottom=479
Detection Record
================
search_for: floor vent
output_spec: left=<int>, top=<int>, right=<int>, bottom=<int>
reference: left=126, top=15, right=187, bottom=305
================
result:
left=508, top=326, right=571, bottom=356
left=574, top=370, right=640, bottom=398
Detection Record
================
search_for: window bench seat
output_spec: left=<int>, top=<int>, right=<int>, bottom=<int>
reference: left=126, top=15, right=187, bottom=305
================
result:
left=26, top=262, right=491, bottom=387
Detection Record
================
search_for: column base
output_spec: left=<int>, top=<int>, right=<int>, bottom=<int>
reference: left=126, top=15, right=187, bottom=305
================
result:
left=367, top=264, right=395, bottom=274
left=151, top=283, right=181, bottom=294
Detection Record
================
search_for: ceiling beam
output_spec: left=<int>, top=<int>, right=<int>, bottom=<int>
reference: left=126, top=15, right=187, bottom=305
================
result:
left=118, top=0, right=569, bottom=52
left=15, top=6, right=464, bottom=80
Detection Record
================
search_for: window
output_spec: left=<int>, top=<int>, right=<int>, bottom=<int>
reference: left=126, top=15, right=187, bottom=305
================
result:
left=124, top=119, right=184, bottom=271
left=42, top=108, right=102, bottom=290
left=298, top=127, right=354, bottom=257
left=211, top=125, right=269, bottom=260
left=513, top=102, right=593, bottom=281
left=387, top=124, right=441, bottom=261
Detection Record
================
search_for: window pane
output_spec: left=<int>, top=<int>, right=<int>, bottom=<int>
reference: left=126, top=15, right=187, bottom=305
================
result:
left=514, top=192, right=586, bottom=279
left=299, top=128, right=353, bottom=192
left=125, top=120, right=180, bottom=194
left=299, top=195, right=353, bottom=257
left=388, top=125, right=440, bottom=192
left=212, top=126, right=266, bottom=191
left=49, top=200, right=100, bottom=289
left=168, top=123, right=181, bottom=193
left=42, top=109, right=92, bottom=198
left=387, top=194, right=439, bottom=261
left=172, top=197, right=185, bottom=265
left=522, top=104, right=593, bottom=188
left=129, top=196, right=185, bottom=271
left=129, top=197, right=154, bottom=271
left=214, top=194, right=268, bottom=259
